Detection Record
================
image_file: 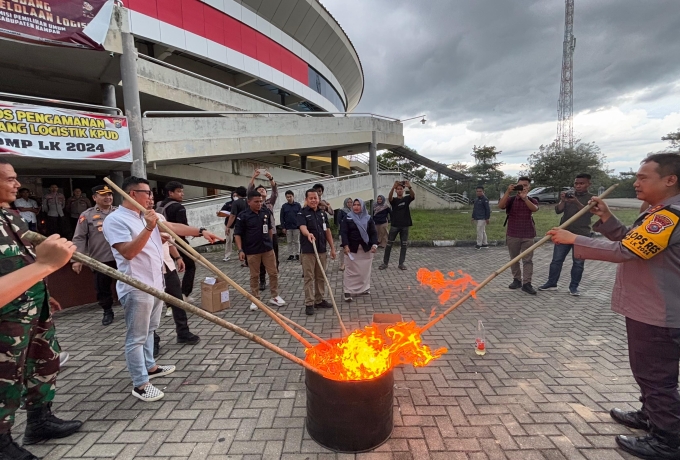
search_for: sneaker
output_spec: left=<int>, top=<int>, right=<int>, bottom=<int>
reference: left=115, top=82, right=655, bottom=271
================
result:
left=344, top=293, right=353, bottom=302
left=361, top=289, right=370, bottom=295
left=270, top=296, right=286, bottom=307
left=182, top=295, right=195, bottom=303
left=538, top=283, right=558, bottom=291
left=102, top=309, right=114, bottom=326
left=259, top=282, right=266, bottom=291
left=59, top=351, right=69, bottom=367
left=522, top=283, right=537, bottom=295
left=295, top=255, right=300, bottom=261
left=475, top=245, right=481, bottom=250
left=222, top=256, right=230, bottom=262
left=379, top=263, right=388, bottom=270
left=569, top=288, right=581, bottom=296
left=508, top=279, right=522, bottom=289
left=148, top=365, right=176, bottom=379
left=481, top=245, right=489, bottom=249
left=165, top=306, right=172, bottom=317
left=287, top=255, right=295, bottom=261
left=314, top=300, right=333, bottom=309
left=177, top=333, right=200, bottom=345
left=398, top=264, right=407, bottom=270
left=339, top=264, right=345, bottom=271
left=249, top=302, right=258, bottom=311
left=305, top=305, right=314, bottom=315
left=132, top=383, right=164, bottom=402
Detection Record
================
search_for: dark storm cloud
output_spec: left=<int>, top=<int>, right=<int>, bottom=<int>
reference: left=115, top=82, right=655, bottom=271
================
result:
left=323, top=0, right=680, bottom=131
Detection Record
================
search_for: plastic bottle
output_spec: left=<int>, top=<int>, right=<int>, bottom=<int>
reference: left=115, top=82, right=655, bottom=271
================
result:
left=475, top=320, right=486, bottom=356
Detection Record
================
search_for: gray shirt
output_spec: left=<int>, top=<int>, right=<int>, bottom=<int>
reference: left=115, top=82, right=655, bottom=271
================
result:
left=72, top=206, right=117, bottom=263
left=102, top=206, right=165, bottom=299
left=573, top=193, right=680, bottom=328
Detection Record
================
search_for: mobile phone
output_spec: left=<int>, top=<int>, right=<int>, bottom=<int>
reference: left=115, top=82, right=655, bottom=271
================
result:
left=513, top=185, right=524, bottom=191
left=257, top=168, right=268, bottom=175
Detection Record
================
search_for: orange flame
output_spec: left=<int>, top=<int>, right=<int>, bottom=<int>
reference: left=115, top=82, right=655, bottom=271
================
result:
left=305, top=321, right=447, bottom=381
left=416, top=268, right=479, bottom=303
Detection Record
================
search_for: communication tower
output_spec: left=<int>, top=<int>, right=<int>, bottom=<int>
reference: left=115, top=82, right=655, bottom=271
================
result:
left=557, top=0, right=575, bottom=150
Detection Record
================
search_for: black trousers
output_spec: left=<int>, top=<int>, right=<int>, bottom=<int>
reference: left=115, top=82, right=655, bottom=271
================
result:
left=383, top=226, right=409, bottom=266
left=164, top=269, right=191, bottom=338
left=180, top=251, right=196, bottom=297
left=94, top=261, right=117, bottom=312
left=46, top=216, right=68, bottom=237
left=627, top=317, right=680, bottom=435
left=260, top=234, right=279, bottom=283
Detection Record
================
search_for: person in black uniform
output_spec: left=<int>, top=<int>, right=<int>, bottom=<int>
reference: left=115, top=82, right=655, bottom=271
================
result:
left=226, top=186, right=249, bottom=267
left=234, top=190, right=286, bottom=311
left=297, top=189, right=336, bottom=315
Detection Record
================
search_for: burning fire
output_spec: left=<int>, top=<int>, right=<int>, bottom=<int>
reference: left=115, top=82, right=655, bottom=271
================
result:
left=416, top=268, right=479, bottom=303
left=305, top=321, right=447, bottom=381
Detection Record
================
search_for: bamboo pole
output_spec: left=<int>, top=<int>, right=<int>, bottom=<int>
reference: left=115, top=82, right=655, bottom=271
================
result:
left=312, top=243, right=348, bottom=336
left=420, top=184, right=619, bottom=333
left=23, top=231, right=328, bottom=377
left=170, top=242, right=330, bottom=346
left=103, top=177, right=313, bottom=349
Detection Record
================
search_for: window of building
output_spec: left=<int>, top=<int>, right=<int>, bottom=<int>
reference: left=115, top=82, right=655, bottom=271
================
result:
left=308, top=67, right=345, bottom=112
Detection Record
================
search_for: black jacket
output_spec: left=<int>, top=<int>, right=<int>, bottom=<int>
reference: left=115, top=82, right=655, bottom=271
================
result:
left=373, top=207, right=391, bottom=225
left=340, top=216, right=378, bottom=253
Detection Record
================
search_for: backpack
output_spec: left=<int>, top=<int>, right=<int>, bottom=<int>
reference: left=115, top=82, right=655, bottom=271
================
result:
left=155, top=200, right=174, bottom=218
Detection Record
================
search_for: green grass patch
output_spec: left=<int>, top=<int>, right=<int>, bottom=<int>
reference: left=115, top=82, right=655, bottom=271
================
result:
left=408, top=206, right=641, bottom=241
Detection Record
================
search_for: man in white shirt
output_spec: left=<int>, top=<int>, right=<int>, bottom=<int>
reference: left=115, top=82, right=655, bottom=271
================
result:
left=103, top=176, right=219, bottom=402
left=13, top=188, right=39, bottom=231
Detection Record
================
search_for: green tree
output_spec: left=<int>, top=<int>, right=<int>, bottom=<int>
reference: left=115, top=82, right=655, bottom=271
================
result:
left=523, top=140, right=610, bottom=188
left=662, top=129, right=680, bottom=150
left=468, top=145, right=504, bottom=185
left=377, top=146, right=427, bottom=178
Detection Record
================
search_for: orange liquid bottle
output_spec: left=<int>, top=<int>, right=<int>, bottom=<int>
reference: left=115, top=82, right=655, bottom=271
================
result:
left=475, top=320, right=486, bottom=356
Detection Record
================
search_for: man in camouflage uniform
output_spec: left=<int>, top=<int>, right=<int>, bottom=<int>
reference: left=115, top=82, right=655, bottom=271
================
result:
left=0, top=159, right=82, bottom=460
left=71, top=185, right=118, bottom=326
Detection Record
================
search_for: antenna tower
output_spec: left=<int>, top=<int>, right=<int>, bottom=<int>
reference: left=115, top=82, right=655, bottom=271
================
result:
left=557, top=0, right=575, bottom=150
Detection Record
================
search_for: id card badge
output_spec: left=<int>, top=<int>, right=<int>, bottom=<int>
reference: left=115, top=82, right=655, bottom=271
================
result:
left=263, top=224, right=268, bottom=233
left=322, top=223, right=327, bottom=231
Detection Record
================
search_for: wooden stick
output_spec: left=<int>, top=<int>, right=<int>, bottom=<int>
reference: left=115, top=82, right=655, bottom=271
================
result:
left=170, top=242, right=330, bottom=346
left=312, top=242, right=348, bottom=336
left=420, top=184, right=619, bottom=333
left=103, top=177, right=313, bottom=349
left=23, top=231, right=328, bottom=377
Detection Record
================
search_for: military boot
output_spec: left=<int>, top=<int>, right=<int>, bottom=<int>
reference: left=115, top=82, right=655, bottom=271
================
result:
left=0, top=433, right=38, bottom=460
left=23, top=402, right=82, bottom=445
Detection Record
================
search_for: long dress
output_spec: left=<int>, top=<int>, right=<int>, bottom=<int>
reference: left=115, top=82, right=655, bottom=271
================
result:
left=344, top=246, right=373, bottom=294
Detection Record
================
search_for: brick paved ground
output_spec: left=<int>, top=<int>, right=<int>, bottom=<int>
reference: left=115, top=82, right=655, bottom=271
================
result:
left=18, top=245, right=644, bottom=459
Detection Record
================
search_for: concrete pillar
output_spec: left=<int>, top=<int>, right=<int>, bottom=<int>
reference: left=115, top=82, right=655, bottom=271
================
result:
left=120, top=32, right=146, bottom=178
left=331, top=150, right=339, bottom=177
left=369, top=132, right=378, bottom=203
left=300, top=155, right=308, bottom=170
left=101, top=83, right=124, bottom=205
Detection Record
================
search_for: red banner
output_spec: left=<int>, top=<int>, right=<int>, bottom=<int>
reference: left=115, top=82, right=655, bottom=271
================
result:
left=0, top=0, right=114, bottom=49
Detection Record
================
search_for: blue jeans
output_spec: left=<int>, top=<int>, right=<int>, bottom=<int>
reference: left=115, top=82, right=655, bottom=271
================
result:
left=547, top=243, right=585, bottom=290
left=120, top=290, right=162, bottom=387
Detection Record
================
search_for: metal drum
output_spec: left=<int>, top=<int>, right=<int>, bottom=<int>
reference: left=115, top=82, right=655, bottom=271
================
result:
left=305, top=368, right=394, bottom=453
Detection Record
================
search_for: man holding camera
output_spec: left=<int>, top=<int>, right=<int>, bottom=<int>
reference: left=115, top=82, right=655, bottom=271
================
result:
left=539, top=173, right=593, bottom=295
left=498, top=176, right=539, bottom=294
left=380, top=180, right=415, bottom=271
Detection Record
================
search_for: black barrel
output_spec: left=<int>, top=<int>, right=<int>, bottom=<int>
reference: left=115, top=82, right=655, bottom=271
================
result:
left=305, top=368, right=394, bottom=453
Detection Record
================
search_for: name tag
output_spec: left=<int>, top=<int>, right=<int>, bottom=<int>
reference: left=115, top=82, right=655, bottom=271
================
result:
left=322, top=223, right=327, bottom=231
left=263, top=224, right=268, bottom=233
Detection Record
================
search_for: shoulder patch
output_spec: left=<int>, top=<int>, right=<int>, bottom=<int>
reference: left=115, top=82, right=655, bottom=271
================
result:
left=622, top=208, right=679, bottom=259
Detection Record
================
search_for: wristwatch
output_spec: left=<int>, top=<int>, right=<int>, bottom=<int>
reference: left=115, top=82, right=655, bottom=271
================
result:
left=238, top=249, right=244, bottom=254
left=198, top=227, right=206, bottom=236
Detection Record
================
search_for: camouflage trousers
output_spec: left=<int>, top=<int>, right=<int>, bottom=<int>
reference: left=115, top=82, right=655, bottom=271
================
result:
left=0, top=302, right=60, bottom=433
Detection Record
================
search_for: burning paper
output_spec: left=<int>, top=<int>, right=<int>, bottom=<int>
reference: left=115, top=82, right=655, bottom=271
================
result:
left=416, top=268, right=479, bottom=304
left=305, top=321, right=447, bottom=381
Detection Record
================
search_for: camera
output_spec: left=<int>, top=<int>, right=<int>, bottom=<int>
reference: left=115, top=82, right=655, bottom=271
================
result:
left=565, top=191, right=575, bottom=199
left=513, top=185, right=524, bottom=191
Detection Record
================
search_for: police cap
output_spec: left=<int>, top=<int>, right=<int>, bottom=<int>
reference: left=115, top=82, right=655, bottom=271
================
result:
left=92, top=185, right=114, bottom=195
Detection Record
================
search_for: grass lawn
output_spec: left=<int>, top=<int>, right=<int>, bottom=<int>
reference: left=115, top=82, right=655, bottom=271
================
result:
left=408, top=206, right=642, bottom=241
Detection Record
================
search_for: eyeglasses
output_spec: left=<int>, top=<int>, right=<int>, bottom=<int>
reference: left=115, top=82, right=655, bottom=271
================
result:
left=132, top=190, right=153, bottom=197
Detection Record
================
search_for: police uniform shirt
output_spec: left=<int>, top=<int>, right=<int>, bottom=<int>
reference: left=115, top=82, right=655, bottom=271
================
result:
left=296, top=206, right=330, bottom=254
left=72, top=206, right=117, bottom=263
left=233, top=207, right=274, bottom=255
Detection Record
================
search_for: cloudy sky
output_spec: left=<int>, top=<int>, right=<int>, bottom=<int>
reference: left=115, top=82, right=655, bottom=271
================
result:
left=322, top=0, right=680, bottom=175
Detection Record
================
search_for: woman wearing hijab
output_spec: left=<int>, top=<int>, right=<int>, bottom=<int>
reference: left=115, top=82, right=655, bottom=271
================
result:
left=373, top=194, right=391, bottom=248
left=340, top=199, right=378, bottom=302
left=337, top=197, right=353, bottom=271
